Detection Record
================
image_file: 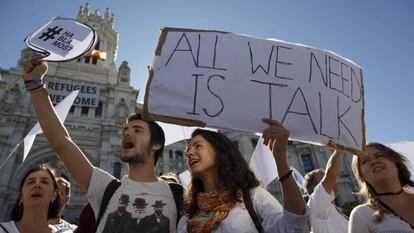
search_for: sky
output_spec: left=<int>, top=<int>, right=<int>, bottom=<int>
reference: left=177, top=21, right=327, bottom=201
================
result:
left=1, top=0, right=413, bottom=144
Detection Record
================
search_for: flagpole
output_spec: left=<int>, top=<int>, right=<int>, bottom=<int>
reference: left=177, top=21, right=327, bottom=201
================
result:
left=0, top=140, right=23, bottom=170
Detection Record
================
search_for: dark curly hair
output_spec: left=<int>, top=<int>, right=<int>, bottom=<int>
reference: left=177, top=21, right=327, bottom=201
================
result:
left=11, top=164, right=61, bottom=221
left=186, top=129, right=260, bottom=217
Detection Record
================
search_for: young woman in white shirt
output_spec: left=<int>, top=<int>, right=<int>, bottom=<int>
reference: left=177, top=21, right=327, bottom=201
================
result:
left=177, top=119, right=310, bottom=233
left=349, top=143, right=414, bottom=232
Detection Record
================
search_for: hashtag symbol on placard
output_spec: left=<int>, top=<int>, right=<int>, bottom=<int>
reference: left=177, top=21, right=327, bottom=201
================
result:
left=38, top=26, right=63, bottom=41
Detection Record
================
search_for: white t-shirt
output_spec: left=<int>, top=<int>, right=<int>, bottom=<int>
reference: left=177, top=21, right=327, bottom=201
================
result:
left=307, top=183, right=348, bottom=233
left=53, top=219, right=77, bottom=233
left=87, top=168, right=177, bottom=233
left=349, top=204, right=414, bottom=233
left=177, top=186, right=310, bottom=233
left=0, top=221, right=19, bottom=233
left=0, top=221, right=61, bottom=233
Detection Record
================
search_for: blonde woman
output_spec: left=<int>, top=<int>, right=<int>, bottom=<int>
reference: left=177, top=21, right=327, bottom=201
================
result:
left=349, top=143, right=414, bottom=232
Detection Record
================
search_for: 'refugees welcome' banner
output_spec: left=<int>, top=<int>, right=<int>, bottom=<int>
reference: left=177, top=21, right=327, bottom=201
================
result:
left=144, top=28, right=365, bottom=155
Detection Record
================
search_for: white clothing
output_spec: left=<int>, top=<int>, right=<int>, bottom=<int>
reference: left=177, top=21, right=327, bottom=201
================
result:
left=0, top=221, right=60, bottom=233
left=307, top=183, right=348, bottom=233
left=53, top=219, right=77, bottom=233
left=177, top=186, right=310, bottom=233
left=0, top=221, right=19, bottom=233
left=349, top=204, right=414, bottom=233
left=87, top=168, right=177, bottom=233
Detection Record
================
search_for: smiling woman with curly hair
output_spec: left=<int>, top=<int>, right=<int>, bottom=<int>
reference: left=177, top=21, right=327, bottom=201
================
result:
left=177, top=119, right=310, bottom=233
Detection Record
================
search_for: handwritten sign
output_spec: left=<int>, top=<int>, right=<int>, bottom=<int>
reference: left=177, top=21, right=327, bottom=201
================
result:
left=144, top=28, right=366, bottom=155
left=24, top=17, right=96, bottom=61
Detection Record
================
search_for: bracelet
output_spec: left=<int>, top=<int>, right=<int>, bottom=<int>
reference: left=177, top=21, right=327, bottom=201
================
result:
left=28, top=84, right=45, bottom=93
left=24, top=79, right=43, bottom=85
left=278, top=170, right=293, bottom=183
left=24, top=79, right=43, bottom=89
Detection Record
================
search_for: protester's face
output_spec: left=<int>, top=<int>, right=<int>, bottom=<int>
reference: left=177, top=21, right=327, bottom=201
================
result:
left=186, top=135, right=217, bottom=177
left=359, top=146, right=398, bottom=185
left=121, top=120, right=152, bottom=164
left=20, top=170, right=57, bottom=208
left=57, top=183, right=69, bottom=209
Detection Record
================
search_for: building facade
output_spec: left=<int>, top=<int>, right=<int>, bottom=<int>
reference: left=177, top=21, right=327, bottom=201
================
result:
left=0, top=4, right=138, bottom=221
left=0, top=4, right=359, bottom=222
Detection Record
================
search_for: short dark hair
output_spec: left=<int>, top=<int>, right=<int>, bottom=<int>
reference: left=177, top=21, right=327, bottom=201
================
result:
left=126, top=113, right=165, bottom=165
left=11, top=164, right=61, bottom=221
left=303, top=169, right=325, bottom=195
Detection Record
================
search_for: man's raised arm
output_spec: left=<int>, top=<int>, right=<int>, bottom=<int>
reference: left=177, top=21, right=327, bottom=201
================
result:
left=23, top=60, right=93, bottom=192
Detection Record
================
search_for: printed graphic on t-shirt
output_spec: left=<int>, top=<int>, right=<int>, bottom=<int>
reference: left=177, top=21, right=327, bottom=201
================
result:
left=102, top=193, right=172, bottom=233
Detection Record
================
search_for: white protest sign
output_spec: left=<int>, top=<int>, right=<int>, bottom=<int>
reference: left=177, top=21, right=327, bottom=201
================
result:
left=25, top=17, right=96, bottom=61
left=144, top=28, right=365, bottom=155
left=249, top=137, right=277, bottom=187
left=178, top=170, right=191, bottom=189
left=23, top=90, right=79, bottom=161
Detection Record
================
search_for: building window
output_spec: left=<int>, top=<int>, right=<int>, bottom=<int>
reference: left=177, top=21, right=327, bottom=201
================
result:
left=114, top=162, right=121, bottom=179
left=175, top=151, right=183, bottom=159
left=169, top=150, right=174, bottom=159
left=81, top=106, right=89, bottom=116
left=301, top=154, right=315, bottom=173
left=95, top=101, right=103, bottom=118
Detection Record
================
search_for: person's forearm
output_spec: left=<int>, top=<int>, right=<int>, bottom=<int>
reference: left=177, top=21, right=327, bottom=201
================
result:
left=322, top=150, right=344, bottom=193
left=274, top=143, right=305, bottom=215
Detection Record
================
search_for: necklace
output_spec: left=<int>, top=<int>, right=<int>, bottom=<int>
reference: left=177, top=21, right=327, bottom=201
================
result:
left=375, top=188, right=403, bottom=196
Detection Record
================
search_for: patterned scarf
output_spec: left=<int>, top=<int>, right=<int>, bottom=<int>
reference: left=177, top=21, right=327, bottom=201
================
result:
left=187, top=191, right=241, bottom=233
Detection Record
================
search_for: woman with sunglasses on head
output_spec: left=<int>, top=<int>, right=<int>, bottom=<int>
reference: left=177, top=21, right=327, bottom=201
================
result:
left=0, top=164, right=61, bottom=233
left=177, top=119, right=309, bottom=233
left=349, top=143, right=414, bottom=232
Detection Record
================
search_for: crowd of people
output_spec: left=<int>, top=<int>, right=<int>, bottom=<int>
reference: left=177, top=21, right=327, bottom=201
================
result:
left=0, top=60, right=413, bottom=233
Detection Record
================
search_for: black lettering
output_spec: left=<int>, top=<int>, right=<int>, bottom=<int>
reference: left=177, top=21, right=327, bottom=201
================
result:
left=248, top=42, right=274, bottom=75
left=165, top=33, right=197, bottom=67
left=81, top=98, right=91, bottom=105
left=74, top=97, right=81, bottom=104
left=203, top=75, right=225, bottom=117
left=351, top=68, right=362, bottom=103
left=63, top=31, right=74, bottom=38
left=281, top=87, right=318, bottom=134
left=336, top=96, right=357, bottom=145
left=196, top=34, right=226, bottom=70
left=47, top=82, right=54, bottom=89
left=274, top=46, right=293, bottom=80
left=319, top=92, right=334, bottom=139
left=340, top=63, right=350, bottom=99
left=308, top=52, right=328, bottom=87
left=250, top=80, right=288, bottom=119
left=187, top=74, right=204, bottom=115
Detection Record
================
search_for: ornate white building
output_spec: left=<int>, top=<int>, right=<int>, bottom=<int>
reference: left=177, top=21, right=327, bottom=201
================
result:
left=0, top=4, right=359, bottom=222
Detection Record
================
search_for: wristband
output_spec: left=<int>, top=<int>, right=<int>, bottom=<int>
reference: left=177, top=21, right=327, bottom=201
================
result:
left=28, top=84, right=45, bottom=93
left=278, top=170, right=293, bottom=183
